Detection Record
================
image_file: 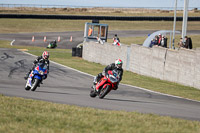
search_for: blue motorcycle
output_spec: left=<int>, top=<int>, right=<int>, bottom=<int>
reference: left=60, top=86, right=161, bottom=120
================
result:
left=25, top=62, right=48, bottom=91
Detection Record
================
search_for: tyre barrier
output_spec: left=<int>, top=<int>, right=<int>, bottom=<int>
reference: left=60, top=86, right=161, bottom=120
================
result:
left=72, top=47, right=82, bottom=57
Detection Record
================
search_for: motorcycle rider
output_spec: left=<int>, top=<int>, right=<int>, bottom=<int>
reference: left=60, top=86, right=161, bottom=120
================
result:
left=24, top=51, right=50, bottom=80
left=93, top=59, right=123, bottom=90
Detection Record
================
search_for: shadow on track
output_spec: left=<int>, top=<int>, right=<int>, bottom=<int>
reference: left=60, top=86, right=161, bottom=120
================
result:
left=104, top=97, right=162, bottom=104
left=36, top=90, right=78, bottom=96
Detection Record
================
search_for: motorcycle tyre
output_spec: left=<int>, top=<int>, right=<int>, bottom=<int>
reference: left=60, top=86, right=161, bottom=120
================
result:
left=90, top=89, right=97, bottom=98
left=25, top=86, right=31, bottom=91
left=25, top=79, right=31, bottom=91
left=30, top=78, right=40, bottom=91
left=99, top=85, right=110, bottom=99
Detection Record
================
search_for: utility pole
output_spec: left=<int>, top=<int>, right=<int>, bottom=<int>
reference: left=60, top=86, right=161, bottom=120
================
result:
left=182, top=0, right=189, bottom=42
left=172, top=0, right=177, bottom=49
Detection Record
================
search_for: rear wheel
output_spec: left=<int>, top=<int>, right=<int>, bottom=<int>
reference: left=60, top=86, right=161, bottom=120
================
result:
left=30, top=78, right=40, bottom=91
left=99, top=85, right=110, bottom=99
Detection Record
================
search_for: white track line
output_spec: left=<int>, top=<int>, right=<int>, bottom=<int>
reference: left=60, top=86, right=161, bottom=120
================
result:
left=21, top=50, right=200, bottom=103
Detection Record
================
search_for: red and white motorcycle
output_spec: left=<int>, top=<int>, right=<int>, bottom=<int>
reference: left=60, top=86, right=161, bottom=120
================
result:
left=90, top=70, right=119, bottom=99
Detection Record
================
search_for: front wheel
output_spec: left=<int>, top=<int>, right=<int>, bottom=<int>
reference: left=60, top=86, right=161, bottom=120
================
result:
left=99, top=85, right=111, bottom=99
left=90, top=87, right=97, bottom=98
left=25, top=86, right=31, bottom=91
left=25, top=79, right=31, bottom=91
left=30, top=78, right=40, bottom=91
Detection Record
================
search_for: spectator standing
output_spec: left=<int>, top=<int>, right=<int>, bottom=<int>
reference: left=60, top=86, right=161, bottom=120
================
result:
left=184, top=36, right=193, bottom=49
left=88, top=27, right=93, bottom=36
left=160, top=35, right=167, bottom=48
left=188, top=37, right=193, bottom=49
left=158, top=34, right=162, bottom=46
left=154, top=35, right=159, bottom=46
left=113, top=34, right=120, bottom=42
left=113, top=34, right=121, bottom=46
left=164, top=36, right=168, bottom=48
left=178, top=38, right=184, bottom=48
left=161, top=35, right=165, bottom=47
left=184, top=36, right=189, bottom=48
left=150, top=39, right=155, bottom=47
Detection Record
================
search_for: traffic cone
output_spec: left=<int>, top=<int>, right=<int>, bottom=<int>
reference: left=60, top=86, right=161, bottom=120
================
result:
left=44, top=36, right=47, bottom=42
left=32, top=36, right=35, bottom=42
left=58, top=36, right=61, bottom=42
left=70, top=36, right=72, bottom=42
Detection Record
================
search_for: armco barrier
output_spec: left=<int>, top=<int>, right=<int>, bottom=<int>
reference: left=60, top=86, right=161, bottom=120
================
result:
left=83, top=42, right=200, bottom=89
left=1, top=14, right=200, bottom=21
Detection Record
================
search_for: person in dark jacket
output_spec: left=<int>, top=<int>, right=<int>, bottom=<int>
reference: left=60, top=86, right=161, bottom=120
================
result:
left=184, top=36, right=193, bottom=49
left=188, top=37, right=193, bottom=49
left=113, top=34, right=120, bottom=43
left=184, top=36, right=189, bottom=49
left=24, top=51, right=50, bottom=80
left=93, top=59, right=123, bottom=90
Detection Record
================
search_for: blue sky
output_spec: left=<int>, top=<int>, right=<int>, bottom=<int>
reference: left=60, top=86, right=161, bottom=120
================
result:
left=1, top=0, right=200, bottom=8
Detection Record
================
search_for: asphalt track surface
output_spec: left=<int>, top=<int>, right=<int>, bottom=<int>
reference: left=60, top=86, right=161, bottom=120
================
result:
left=1, top=30, right=200, bottom=49
left=0, top=48, right=200, bottom=121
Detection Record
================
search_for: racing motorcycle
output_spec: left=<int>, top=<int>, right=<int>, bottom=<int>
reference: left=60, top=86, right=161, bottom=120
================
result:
left=47, top=41, right=57, bottom=49
left=90, top=70, right=119, bottom=99
left=25, top=62, right=48, bottom=91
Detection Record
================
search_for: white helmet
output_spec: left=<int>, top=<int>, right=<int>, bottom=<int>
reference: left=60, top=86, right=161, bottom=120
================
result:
left=115, top=59, right=123, bottom=68
left=42, top=51, right=49, bottom=60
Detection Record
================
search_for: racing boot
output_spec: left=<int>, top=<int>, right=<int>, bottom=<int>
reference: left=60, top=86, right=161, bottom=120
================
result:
left=91, top=76, right=98, bottom=91
left=24, top=75, right=28, bottom=80
left=24, top=69, right=32, bottom=80
left=24, top=72, right=30, bottom=80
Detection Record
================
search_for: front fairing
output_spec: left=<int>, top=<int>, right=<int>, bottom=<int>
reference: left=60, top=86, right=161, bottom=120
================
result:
left=34, top=63, right=48, bottom=75
left=95, top=77, right=107, bottom=91
left=29, top=63, right=48, bottom=81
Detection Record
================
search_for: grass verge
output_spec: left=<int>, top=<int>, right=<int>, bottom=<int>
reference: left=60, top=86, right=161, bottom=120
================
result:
left=1, top=94, right=200, bottom=133
left=1, top=18, right=200, bottom=33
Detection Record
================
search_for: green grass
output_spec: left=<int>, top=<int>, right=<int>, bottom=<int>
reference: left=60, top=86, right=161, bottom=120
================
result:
left=1, top=94, right=200, bottom=133
left=1, top=18, right=200, bottom=33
